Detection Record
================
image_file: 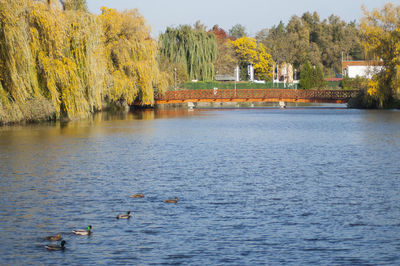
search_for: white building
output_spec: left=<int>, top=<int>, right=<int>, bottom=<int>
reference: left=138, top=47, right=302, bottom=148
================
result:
left=342, top=61, right=384, bottom=79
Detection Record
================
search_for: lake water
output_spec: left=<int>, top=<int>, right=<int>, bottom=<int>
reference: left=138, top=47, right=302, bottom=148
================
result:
left=0, top=107, right=400, bottom=265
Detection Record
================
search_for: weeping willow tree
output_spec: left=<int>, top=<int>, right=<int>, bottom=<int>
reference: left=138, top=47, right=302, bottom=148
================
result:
left=100, top=7, right=168, bottom=105
left=159, top=25, right=217, bottom=81
left=0, top=0, right=103, bottom=121
left=63, top=0, right=88, bottom=11
left=32, top=3, right=106, bottom=118
left=0, top=0, right=57, bottom=122
left=0, top=0, right=104, bottom=121
left=0, top=0, right=168, bottom=124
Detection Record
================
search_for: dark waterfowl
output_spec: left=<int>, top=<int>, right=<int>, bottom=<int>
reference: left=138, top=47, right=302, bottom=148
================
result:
left=130, top=194, right=144, bottom=198
left=44, top=233, right=61, bottom=241
left=45, top=240, right=66, bottom=251
left=164, top=197, right=178, bottom=203
left=117, top=211, right=132, bottom=219
left=73, top=225, right=92, bottom=235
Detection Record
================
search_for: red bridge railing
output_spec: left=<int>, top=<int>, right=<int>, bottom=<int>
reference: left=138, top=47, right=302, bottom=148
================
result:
left=154, top=89, right=358, bottom=104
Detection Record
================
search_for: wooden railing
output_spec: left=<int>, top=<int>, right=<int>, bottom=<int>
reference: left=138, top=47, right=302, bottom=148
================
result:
left=154, top=89, right=358, bottom=104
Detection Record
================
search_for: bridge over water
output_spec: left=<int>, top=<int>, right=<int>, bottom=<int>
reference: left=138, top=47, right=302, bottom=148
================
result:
left=154, top=89, right=358, bottom=105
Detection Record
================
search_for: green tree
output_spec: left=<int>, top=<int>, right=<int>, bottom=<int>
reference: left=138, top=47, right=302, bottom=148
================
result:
left=286, top=15, right=314, bottom=67
left=299, top=61, right=326, bottom=89
left=257, top=22, right=289, bottom=65
left=314, top=64, right=327, bottom=88
left=299, top=61, right=313, bottom=89
left=229, top=24, right=247, bottom=39
left=159, top=25, right=217, bottom=81
left=257, top=11, right=364, bottom=75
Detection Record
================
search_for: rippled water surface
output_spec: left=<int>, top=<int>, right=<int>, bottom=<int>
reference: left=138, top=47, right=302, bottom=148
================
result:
left=1, top=108, right=400, bottom=265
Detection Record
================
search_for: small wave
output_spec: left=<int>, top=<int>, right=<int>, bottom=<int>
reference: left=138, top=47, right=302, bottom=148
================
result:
left=349, top=222, right=367, bottom=227
left=302, top=247, right=350, bottom=252
left=165, top=254, right=194, bottom=260
left=210, top=201, right=240, bottom=205
left=142, top=230, right=159, bottom=235
left=218, top=257, right=237, bottom=263
left=282, top=222, right=298, bottom=226
left=304, top=237, right=329, bottom=242
left=232, top=224, right=245, bottom=230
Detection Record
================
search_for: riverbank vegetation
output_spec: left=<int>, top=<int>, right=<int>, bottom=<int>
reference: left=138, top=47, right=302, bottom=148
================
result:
left=0, top=1, right=398, bottom=125
left=359, top=3, right=400, bottom=108
left=0, top=0, right=168, bottom=124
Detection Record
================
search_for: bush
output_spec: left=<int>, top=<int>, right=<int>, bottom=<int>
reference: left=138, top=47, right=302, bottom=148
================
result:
left=347, top=89, right=379, bottom=108
left=341, top=76, right=369, bottom=90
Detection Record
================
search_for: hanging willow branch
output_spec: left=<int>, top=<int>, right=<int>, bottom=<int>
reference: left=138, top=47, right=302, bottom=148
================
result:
left=0, top=1, right=168, bottom=123
left=159, top=25, right=217, bottom=81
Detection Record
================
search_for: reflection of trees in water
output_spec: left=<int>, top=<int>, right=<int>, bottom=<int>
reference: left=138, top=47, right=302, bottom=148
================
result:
left=359, top=110, right=400, bottom=146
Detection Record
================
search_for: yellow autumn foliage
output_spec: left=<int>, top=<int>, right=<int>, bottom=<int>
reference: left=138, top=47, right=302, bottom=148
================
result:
left=367, top=79, right=378, bottom=97
left=0, top=0, right=168, bottom=124
left=361, top=3, right=400, bottom=107
left=100, top=7, right=167, bottom=105
left=232, top=37, right=274, bottom=80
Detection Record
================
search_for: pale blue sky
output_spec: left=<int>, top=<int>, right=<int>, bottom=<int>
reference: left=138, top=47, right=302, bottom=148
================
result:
left=87, top=0, right=395, bottom=36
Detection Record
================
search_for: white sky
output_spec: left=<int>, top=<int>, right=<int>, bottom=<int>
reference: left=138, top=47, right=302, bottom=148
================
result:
left=87, top=0, right=396, bottom=37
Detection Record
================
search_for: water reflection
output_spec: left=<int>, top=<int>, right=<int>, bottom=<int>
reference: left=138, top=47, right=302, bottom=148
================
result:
left=98, top=108, right=197, bottom=121
left=1, top=108, right=400, bottom=265
left=359, top=110, right=400, bottom=146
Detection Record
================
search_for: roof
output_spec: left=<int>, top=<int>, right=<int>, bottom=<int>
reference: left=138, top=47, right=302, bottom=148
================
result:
left=342, top=61, right=384, bottom=68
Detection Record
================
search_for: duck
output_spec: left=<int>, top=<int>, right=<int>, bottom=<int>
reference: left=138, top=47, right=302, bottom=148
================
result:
left=44, top=233, right=61, bottom=241
left=117, top=211, right=132, bottom=219
left=164, top=197, right=178, bottom=203
left=130, top=194, right=144, bottom=198
left=73, top=225, right=92, bottom=235
left=45, top=240, right=66, bottom=251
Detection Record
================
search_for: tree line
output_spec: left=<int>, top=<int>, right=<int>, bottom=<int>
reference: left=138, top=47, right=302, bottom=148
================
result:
left=256, top=12, right=363, bottom=76
left=157, top=4, right=399, bottom=108
left=0, top=1, right=398, bottom=124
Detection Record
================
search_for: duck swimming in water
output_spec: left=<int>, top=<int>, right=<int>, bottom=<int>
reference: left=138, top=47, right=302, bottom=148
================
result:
left=130, top=194, right=144, bottom=198
left=73, top=225, right=92, bottom=235
left=44, top=233, right=61, bottom=241
left=164, top=197, right=178, bottom=203
left=45, top=240, right=66, bottom=251
left=117, top=211, right=132, bottom=219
